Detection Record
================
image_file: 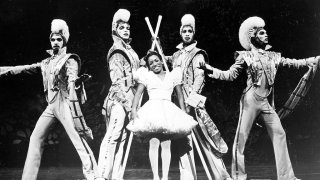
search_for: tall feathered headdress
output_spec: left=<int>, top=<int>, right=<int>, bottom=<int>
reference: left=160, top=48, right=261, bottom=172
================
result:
left=50, top=19, right=70, bottom=43
left=180, top=14, right=195, bottom=35
left=239, top=16, right=265, bottom=50
left=112, top=9, right=130, bottom=32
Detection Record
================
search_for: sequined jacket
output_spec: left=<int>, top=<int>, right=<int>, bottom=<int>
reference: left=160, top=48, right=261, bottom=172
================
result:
left=169, top=41, right=208, bottom=97
left=209, top=48, right=314, bottom=93
left=104, top=35, right=141, bottom=112
left=0, top=47, right=80, bottom=103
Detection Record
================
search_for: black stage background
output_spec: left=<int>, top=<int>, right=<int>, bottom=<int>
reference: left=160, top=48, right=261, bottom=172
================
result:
left=0, top=0, right=319, bottom=169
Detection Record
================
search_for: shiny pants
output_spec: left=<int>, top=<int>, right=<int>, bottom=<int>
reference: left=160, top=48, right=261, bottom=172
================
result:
left=22, top=95, right=97, bottom=180
left=178, top=135, right=197, bottom=180
left=98, top=102, right=128, bottom=180
left=232, top=89, right=296, bottom=180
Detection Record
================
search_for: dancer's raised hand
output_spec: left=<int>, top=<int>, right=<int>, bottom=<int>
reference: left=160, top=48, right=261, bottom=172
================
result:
left=306, top=56, right=320, bottom=67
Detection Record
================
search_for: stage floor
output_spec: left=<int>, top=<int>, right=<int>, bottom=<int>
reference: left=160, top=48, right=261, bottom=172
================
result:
left=1, top=164, right=320, bottom=180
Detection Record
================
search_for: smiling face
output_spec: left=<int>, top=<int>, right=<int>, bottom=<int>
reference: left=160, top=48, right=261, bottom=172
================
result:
left=147, top=54, right=163, bottom=74
left=50, top=34, right=63, bottom=53
left=116, top=22, right=130, bottom=40
left=181, top=26, right=194, bottom=45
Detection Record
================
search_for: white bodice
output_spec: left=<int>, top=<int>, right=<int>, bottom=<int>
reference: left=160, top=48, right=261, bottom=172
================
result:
left=133, top=67, right=182, bottom=101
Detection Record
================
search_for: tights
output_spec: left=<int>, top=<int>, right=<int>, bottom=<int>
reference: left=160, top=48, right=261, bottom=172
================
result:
left=149, top=138, right=171, bottom=180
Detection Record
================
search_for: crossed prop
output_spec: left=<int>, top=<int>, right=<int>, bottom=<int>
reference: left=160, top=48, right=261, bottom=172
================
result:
left=145, top=15, right=169, bottom=72
left=146, top=15, right=213, bottom=180
left=119, top=15, right=213, bottom=180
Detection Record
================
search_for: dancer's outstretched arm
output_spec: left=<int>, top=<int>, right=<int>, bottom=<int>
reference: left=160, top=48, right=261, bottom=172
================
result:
left=130, top=83, right=145, bottom=120
left=202, top=53, right=247, bottom=81
left=0, top=63, right=40, bottom=77
left=175, top=84, right=187, bottom=113
left=278, top=55, right=320, bottom=69
left=0, top=67, right=10, bottom=75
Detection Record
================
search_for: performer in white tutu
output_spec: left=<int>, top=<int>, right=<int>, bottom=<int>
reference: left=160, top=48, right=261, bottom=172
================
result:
left=127, top=51, right=197, bottom=180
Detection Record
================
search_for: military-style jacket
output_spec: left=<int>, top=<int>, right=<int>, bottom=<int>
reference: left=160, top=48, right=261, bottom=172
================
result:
left=0, top=47, right=80, bottom=103
left=104, top=35, right=141, bottom=112
left=0, top=47, right=93, bottom=139
left=209, top=48, right=314, bottom=94
left=170, top=41, right=208, bottom=97
left=169, top=41, right=228, bottom=156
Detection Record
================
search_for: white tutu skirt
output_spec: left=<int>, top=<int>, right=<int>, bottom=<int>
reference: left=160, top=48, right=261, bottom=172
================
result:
left=127, top=99, right=197, bottom=140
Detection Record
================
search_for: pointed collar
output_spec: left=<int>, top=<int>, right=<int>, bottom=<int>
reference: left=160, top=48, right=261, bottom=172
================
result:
left=176, top=41, right=197, bottom=52
left=250, top=44, right=272, bottom=54
left=112, top=35, right=132, bottom=49
left=46, top=47, right=67, bottom=57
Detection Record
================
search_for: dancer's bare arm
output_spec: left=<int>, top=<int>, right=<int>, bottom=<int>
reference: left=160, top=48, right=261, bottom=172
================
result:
left=175, top=84, right=187, bottom=113
left=130, top=83, right=145, bottom=120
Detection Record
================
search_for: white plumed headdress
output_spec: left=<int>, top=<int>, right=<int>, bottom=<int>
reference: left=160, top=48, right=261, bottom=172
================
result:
left=112, top=9, right=130, bottom=32
left=180, top=14, right=195, bottom=35
left=50, top=19, right=70, bottom=43
left=239, top=16, right=265, bottom=50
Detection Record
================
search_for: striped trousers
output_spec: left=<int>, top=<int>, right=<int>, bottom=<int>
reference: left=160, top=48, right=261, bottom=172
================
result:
left=98, top=102, right=128, bottom=180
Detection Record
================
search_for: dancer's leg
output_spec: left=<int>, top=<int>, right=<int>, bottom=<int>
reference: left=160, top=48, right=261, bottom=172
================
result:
left=178, top=135, right=196, bottom=180
left=98, top=103, right=127, bottom=179
left=232, top=93, right=260, bottom=180
left=22, top=107, right=56, bottom=180
left=111, top=129, right=127, bottom=179
left=57, top=100, right=97, bottom=180
left=262, top=109, right=296, bottom=180
left=149, top=138, right=160, bottom=180
left=160, top=139, right=171, bottom=180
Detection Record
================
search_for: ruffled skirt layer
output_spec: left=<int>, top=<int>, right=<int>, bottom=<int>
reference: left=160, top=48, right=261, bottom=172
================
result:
left=127, top=99, right=197, bottom=140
